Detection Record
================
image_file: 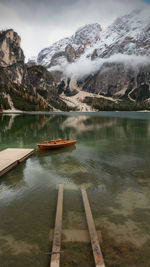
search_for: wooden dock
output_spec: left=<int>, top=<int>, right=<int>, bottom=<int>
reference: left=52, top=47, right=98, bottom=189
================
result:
left=0, top=148, right=35, bottom=176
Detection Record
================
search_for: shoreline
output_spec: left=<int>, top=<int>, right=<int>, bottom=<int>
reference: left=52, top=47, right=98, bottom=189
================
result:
left=1, top=110, right=150, bottom=114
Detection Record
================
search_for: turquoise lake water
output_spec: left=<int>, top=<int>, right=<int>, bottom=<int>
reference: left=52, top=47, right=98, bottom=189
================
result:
left=0, top=112, right=150, bottom=266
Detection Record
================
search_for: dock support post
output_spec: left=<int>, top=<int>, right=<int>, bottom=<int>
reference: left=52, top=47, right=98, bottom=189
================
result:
left=50, top=184, right=63, bottom=267
left=81, top=188, right=105, bottom=267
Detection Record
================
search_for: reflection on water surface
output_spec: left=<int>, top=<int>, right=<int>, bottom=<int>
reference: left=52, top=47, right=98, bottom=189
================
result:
left=0, top=112, right=150, bottom=266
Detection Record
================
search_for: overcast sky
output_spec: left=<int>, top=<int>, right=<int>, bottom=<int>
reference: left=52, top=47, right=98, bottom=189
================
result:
left=0, top=0, right=149, bottom=60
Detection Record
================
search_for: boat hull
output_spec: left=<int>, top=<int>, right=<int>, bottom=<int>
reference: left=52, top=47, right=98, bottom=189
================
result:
left=37, top=140, right=76, bottom=151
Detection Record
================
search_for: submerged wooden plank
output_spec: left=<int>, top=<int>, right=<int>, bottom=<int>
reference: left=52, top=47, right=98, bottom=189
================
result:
left=50, top=184, right=63, bottom=267
left=0, top=148, right=35, bottom=176
left=56, top=184, right=79, bottom=191
left=56, top=183, right=93, bottom=191
left=81, top=188, right=105, bottom=267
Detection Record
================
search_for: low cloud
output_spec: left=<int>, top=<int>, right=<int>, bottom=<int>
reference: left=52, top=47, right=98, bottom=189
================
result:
left=49, top=54, right=150, bottom=79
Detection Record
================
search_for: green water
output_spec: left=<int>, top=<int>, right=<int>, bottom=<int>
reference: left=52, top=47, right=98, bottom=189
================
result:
left=0, top=112, right=150, bottom=266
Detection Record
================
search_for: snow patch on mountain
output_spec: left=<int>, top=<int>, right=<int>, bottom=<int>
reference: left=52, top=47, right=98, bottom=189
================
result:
left=94, top=9, right=150, bottom=58
left=37, top=38, right=70, bottom=67
left=37, top=23, right=102, bottom=67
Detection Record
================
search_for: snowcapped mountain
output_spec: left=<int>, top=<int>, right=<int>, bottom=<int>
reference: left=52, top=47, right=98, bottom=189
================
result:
left=37, top=23, right=102, bottom=67
left=31, top=9, right=150, bottom=111
left=92, top=9, right=150, bottom=59
left=36, top=9, right=150, bottom=71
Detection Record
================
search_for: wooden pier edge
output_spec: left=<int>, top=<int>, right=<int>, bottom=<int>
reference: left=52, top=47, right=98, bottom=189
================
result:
left=0, top=161, right=18, bottom=177
left=18, top=149, right=36, bottom=162
left=81, top=188, right=105, bottom=267
left=0, top=148, right=36, bottom=177
left=50, top=184, right=63, bottom=267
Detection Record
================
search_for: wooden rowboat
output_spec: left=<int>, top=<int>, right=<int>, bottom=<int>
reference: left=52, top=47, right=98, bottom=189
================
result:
left=37, top=139, right=76, bottom=151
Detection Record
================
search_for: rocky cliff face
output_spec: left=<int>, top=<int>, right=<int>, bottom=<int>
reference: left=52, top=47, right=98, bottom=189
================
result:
left=83, top=63, right=150, bottom=100
left=0, top=29, right=29, bottom=88
left=0, top=29, right=24, bottom=67
left=0, top=29, right=70, bottom=111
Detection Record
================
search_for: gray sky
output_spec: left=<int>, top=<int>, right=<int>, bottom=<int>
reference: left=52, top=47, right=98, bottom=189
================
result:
left=0, top=0, right=149, bottom=60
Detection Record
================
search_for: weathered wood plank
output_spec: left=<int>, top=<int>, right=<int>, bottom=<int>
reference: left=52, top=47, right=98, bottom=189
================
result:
left=0, top=148, right=35, bottom=176
left=81, top=188, right=105, bottom=267
left=50, top=184, right=63, bottom=267
left=0, top=159, right=18, bottom=176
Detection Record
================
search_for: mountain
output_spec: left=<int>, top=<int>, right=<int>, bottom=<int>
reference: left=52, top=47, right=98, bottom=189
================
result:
left=80, top=9, right=150, bottom=110
left=37, top=23, right=102, bottom=68
left=35, top=9, right=150, bottom=111
left=0, top=29, right=73, bottom=112
left=1, top=9, right=150, bottom=112
left=36, top=10, right=150, bottom=68
left=92, top=9, right=150, bottom=59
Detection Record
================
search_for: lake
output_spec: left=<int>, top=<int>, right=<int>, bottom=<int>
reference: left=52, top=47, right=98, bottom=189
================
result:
left=0, top=112, right=150, bottom=266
